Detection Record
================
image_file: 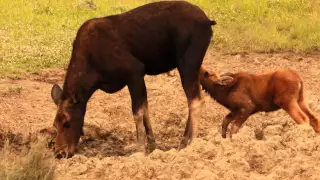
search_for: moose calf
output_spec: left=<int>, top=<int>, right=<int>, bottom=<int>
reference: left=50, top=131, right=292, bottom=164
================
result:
left=199, top=66, right=320, bottom=138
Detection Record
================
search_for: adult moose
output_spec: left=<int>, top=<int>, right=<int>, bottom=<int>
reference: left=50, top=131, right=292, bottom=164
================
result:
left=50, top=1, right=216, bottom=158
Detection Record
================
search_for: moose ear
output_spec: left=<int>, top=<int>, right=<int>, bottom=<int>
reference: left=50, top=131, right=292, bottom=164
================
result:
left=216, top=76, right=235, bottom=86
left=51, top=84, right=62, bottom=105
left=204, top=71, right=209, bottom=78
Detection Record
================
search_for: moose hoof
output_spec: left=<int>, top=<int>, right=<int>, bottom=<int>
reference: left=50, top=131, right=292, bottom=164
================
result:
left=178, top=137, right=189, bottom=150
left=147, top=138, right=157, bottom=153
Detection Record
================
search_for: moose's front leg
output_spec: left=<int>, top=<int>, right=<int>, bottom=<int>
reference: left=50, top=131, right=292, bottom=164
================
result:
left=142, top=100, right=156, bottom=153
left=132, top=106, right=146, bottom=152
left=128, top=74, right=155, bottom=153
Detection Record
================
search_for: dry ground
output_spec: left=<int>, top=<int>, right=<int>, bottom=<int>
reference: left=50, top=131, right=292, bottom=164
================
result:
left=1, top=51, right=320, bottom=180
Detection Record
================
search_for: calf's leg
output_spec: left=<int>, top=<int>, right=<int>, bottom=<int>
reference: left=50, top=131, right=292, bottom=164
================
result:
left=229, top=109, right=252, bottom=138
left=298, top=100, right=320, bottom=133
left=279, top=100, right=310, bottom=125
left=221, top=113, right=235, bottom=138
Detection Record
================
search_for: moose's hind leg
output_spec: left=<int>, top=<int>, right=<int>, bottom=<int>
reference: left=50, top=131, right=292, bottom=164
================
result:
left=177, top=25, right=212, bottom=149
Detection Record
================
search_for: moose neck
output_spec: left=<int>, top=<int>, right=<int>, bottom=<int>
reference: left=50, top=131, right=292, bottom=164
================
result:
left=61, top=56, right=99, bottom=105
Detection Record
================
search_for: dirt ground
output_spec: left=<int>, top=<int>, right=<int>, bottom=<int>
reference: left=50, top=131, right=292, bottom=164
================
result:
left=1, top=51, right=320, bottom=180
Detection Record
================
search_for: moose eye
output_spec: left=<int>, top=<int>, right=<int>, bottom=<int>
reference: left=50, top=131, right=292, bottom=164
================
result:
left=63, top=122, right=71, bottom=128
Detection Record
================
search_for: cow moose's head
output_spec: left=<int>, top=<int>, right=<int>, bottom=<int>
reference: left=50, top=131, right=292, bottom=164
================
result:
left=51, top=84, right=85, bottom=159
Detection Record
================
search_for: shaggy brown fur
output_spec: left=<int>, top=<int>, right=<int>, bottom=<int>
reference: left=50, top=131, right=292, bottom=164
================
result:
left=199, top=66, right=320, bottom=138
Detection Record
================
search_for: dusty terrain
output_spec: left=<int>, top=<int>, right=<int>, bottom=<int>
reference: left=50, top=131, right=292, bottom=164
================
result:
left=1, top=51, right=320, bottom=180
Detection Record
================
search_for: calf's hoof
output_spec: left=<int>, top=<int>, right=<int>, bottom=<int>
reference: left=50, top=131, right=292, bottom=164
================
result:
left=297, top=123, right=311, bottom=130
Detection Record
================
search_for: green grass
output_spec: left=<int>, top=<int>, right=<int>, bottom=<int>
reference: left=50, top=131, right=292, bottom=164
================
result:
left=0, top=0, right=320, bottom=78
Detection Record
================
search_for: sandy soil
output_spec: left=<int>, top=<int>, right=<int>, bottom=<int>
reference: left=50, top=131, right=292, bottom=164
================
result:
left=1, top=51, right=320, bottom=180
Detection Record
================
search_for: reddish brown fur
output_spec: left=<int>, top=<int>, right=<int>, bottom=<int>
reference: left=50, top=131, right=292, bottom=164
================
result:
left=50, top=1, right=216, bottom=158
left=199, top=66, right=320, bottom=138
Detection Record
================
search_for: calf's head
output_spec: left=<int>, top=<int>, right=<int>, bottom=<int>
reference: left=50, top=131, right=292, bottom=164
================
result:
left=199, top=67, right=235, bottom=88
left=51, top=84, right=85, bottom=159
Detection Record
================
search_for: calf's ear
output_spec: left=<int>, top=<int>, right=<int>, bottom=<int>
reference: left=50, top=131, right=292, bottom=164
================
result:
left=216, top=76, right=235, bottom=86
left=220, top=72, right=234, bottom=77
left=51, top=84, right=62, bottom=105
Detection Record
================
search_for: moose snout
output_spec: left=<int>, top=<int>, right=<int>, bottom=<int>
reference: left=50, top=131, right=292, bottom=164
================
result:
left=55, top=150, right=67, bottom=159
left=55, top=149, right=74, bottom=159
left=54, top=144, right=74, bottom=159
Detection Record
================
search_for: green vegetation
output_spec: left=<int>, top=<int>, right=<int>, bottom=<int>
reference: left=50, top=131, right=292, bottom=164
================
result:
left=0, top=0, right=320, bottom=78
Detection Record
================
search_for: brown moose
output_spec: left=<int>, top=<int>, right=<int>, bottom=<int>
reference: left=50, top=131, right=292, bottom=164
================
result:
left=199, top=66, right=320, bottom=138
left=50, top=1, right=216, bottom=158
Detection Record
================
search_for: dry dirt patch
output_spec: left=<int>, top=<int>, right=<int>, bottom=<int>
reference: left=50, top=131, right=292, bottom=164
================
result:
left=1, top=51, right=320, bottom=180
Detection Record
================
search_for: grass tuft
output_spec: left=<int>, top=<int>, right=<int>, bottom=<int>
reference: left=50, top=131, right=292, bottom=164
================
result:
left=0, top=135, right=55, bottom=180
